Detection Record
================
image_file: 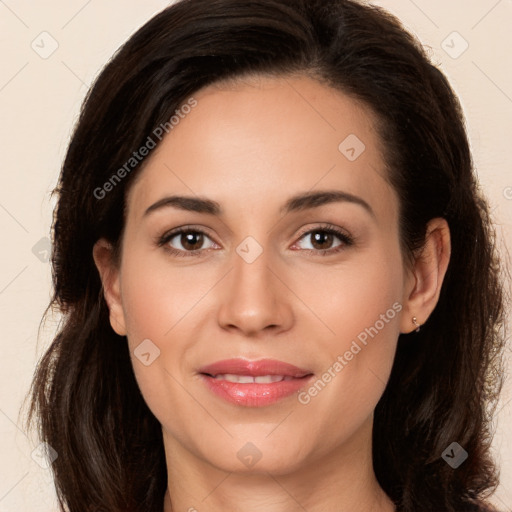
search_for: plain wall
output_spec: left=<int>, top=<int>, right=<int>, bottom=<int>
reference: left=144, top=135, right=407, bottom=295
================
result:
left=0, top=1, right=510, bottom=510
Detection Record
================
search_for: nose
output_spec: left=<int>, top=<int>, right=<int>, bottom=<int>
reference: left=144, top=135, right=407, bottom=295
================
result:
left=217, top=243, right=294, bottom=337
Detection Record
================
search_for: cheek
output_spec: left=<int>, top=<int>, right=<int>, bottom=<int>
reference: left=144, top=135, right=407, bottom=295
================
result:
left=117, top=248, right=224, bottom=425
left=333, top=247, right=404, bottom=372
left=293, top=242, right=403, bottom=418
left=293, top=237, right=404, bottom=347
left=119, top=247, right=217, bottom=343
left=116, top=250, right=187, bottom=398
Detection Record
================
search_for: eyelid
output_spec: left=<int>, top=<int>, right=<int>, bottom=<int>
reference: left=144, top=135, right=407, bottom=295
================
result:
left=294, top=223, right=353, bottom=243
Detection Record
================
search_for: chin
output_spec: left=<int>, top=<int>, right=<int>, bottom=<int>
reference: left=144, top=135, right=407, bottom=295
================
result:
left=196, top=433, right=315, bottom=476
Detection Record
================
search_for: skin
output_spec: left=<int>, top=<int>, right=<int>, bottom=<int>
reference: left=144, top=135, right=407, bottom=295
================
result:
left=93, top=74, right=451, bottom=512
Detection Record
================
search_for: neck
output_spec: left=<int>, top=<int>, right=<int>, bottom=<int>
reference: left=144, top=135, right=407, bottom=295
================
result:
left=162, top=418, right=395, bottom=512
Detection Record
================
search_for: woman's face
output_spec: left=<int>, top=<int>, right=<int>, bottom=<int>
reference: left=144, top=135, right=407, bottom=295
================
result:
left=102, top=75, right=416, bottom=475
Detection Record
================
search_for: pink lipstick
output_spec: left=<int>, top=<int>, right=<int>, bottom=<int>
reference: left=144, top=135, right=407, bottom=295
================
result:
left=198, top=358, right=314, bottom=407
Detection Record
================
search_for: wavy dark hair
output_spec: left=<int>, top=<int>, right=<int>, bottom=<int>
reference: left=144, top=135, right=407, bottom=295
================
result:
left=24, top=0, right=508, bottom=511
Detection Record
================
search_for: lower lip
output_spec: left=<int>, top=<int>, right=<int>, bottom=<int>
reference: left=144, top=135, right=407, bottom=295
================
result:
left=200, top=374, right=313, bottom=407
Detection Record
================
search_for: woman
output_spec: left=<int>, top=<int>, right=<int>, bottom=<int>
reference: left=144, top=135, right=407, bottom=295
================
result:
left=26, top=0, right=508, bottom=511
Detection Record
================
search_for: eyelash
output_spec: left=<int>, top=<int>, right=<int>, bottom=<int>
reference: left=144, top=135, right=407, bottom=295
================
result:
left=156, top=224, right=354, bottom=258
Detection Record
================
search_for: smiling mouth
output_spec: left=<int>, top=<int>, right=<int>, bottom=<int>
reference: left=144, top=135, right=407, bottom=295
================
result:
left=197, top=358, right=314, bottom=407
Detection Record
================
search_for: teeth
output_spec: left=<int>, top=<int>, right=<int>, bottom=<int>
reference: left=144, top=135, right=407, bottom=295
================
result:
left=255, top=375, right=286, bottom=383
left=213, top=374, right=292, bottom=383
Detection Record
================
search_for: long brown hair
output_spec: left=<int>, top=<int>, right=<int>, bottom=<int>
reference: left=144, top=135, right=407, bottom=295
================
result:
left=25, top=0, right=508, bottom=510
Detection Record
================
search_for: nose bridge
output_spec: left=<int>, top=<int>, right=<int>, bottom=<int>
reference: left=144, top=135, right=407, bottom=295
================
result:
left=231, top=235, right=277, bottom=307
left=217, top=235, right=292, bottom=334
left=233, top=236, right=273, bottom=292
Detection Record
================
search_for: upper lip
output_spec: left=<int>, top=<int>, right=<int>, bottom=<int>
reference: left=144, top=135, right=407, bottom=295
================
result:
left=198, top=358, right=312, bottom=378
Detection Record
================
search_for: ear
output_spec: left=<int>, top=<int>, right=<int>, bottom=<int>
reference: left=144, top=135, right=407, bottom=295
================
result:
left=92, top=238, right=127, bottom=336
left=400, top=217, right=451, bottom=334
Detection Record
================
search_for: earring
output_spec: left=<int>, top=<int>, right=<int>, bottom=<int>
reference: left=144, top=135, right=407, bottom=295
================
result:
left=412, top=316, right=421, bottom=333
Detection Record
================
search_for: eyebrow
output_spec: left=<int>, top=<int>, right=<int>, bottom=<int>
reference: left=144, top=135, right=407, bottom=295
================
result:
left=143, top=190, right=375, bottom=219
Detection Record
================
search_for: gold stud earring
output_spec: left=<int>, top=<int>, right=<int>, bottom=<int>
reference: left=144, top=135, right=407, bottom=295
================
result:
left=412, top=316, right=421, bottom=333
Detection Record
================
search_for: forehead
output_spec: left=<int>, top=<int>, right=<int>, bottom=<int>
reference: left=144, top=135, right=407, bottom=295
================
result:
left=126, top=74, right=397, bottom=225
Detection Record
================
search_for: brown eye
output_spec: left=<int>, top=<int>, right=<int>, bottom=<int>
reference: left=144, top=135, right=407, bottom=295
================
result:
left=294, top=226, right=353, bottom=255
left=158, top=228, right=217, bottom=256
left=309, top=231, right=336, bottom=250
left=177, top=231, right=205, bottom=251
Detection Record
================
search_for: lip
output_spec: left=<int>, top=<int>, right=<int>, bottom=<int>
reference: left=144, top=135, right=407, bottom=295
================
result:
left=198, top=358, right=312, bottom=378
left=198, top=358, right=314, bottom=407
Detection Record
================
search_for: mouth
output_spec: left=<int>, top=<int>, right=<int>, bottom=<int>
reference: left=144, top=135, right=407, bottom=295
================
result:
left=198, top=358, right=314, bottom=407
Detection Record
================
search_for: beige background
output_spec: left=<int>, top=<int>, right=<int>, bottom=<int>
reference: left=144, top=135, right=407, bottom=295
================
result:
left=0, top=1, right=510, bottom=510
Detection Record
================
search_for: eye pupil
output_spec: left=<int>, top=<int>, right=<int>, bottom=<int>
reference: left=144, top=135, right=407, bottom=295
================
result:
left=311, top=231, right=333, bottom=250
left=182, top=232, right=203, bottom=250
